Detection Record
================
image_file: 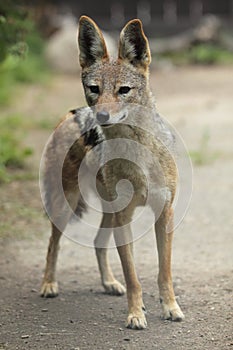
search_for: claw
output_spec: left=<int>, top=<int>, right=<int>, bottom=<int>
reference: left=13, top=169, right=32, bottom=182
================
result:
left=40, top=282, right=58, bottom=298
left=160, top=299, right=185, bottom=322
left=126, top=313, right=147, bottom=329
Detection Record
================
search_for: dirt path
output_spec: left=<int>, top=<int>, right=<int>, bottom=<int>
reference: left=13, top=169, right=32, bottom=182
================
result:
left=0, top=67, right=233, bottom=349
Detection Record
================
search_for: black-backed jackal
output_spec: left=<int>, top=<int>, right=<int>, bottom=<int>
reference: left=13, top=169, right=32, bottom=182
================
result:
left=40, top=16, right=185, bottom=329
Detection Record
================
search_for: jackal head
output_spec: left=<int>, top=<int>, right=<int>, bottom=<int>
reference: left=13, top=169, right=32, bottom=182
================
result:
left=78, top=16, right=153, bottom=126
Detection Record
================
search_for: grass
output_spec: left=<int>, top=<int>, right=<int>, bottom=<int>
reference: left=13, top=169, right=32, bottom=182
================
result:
left=0, top=19, right=50, bottom=107
left=189, top=127, right=219, bottom=166
left=0, top=200, right=44, bottom=239
left=36, top=118, right=55, bottom=130
left=0, top=115, right=33, bottom=183
left=0, top=53, right=50, bottom=107
left=0, top=112, right=57, bottom=183
left=0, top=19, right=51, bottom=183
left=158, top=43, right=233, bottom=65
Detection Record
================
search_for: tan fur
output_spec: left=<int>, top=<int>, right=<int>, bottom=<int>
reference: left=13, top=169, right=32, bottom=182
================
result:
left=41, top=16, right=184, bottom=329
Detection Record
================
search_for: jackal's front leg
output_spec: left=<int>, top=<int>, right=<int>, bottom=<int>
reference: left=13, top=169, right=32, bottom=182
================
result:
left=155, top=207, right=184, bottom=321
left=114, top=213, right=147, bottom=329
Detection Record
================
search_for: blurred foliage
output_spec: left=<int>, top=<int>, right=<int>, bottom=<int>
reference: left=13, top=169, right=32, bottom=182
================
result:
left=0, top=1, right=49, bottom=106
left=159, top=43, right=233, bottom=65
left=190, top=44, right=233, bottom=64
left=0, top=0, right=37, bottom=62
left=0, top=115, right=33, bottom=183
left=0, top=1, right=50, bottom=182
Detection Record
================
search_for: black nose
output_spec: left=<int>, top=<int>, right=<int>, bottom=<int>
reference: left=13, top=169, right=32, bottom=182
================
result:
left=96, top=110, right=110, bottom=124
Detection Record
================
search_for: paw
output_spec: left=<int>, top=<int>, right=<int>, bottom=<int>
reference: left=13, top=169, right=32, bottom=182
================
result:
left=103, top=280, right=126, bottom=296
left=40, top=281, right=58, bottom=298
left=126, top=311, right=147, bottom=330
left=161, top=300, right=185, bottom=322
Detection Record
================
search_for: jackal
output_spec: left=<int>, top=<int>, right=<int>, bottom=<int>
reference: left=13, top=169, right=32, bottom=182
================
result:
left=40, top=15, right=185, bottom=329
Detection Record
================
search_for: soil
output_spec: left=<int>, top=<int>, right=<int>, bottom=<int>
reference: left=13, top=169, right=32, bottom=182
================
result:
left=0, top=66, right=233, bottom=349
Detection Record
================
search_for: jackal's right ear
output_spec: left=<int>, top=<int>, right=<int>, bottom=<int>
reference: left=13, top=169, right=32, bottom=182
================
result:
left=78, top=16, right=109, bottom=69
left=118, top=19, right=151, bottom=69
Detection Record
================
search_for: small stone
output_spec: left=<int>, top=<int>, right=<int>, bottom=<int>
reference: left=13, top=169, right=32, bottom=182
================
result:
left=41, top=308, right=48, bottom=312
left=124, top=338, right=130, bottom=342
left=21, top=335, right=29, bottom=339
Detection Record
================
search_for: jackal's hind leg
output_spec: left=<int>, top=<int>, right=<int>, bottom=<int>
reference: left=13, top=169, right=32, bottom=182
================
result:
left=94, top=213, right=126, bottom=296
left=40, top=223, right=61, bottom=297
left=41, top=187, right=79, bottom=297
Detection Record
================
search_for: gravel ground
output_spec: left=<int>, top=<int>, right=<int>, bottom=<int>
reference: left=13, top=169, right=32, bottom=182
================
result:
left=0, top=66, right=232, bottom=349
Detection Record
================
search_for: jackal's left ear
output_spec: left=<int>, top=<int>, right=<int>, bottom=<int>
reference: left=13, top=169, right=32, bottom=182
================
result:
left=118, top=19, right=151, bottom=69
left=78, top=16, right=109, bottom=69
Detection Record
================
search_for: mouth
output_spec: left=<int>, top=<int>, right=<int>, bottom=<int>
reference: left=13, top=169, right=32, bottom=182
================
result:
left=119, top=113, right=126, bottom=121
left=101, top=113, right=127, bottom=127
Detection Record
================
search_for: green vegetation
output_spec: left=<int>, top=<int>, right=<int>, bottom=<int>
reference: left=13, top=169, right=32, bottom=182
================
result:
left=189, top=44, right=233, bottom=64
left=159, top=43, right=233, bottom=65
left=0, top=1, right=28, bottom=62
left=0, top=115, right=33, bottom=183
left=0, top=2, right=51, bottom=183
left=189, top=127, right=219, bottom=166
left=0, top=201, right=44, bottom=239
left=0, top=1, right=49, bottom=106
left=36, top=118, right=55, bottom=130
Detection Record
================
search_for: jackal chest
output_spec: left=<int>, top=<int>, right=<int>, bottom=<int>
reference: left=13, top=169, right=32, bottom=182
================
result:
left=99, top=138, right=164, bottom=206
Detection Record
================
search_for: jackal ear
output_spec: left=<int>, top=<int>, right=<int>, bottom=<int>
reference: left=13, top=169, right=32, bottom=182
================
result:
left=118, top=19, right=151, bottom=69
left=78, top=16, right=109, bottom=69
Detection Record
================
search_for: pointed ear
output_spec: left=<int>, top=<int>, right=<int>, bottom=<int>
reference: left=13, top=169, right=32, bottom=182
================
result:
left=78, top=16, right=109, bottom=69
left=118, top=19, right=151, bottom=69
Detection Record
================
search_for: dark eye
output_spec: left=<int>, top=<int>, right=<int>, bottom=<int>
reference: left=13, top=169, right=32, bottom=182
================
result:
left=119, top=86, right=131, bottom=95
left=89, top=85, right=100, bottom=94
